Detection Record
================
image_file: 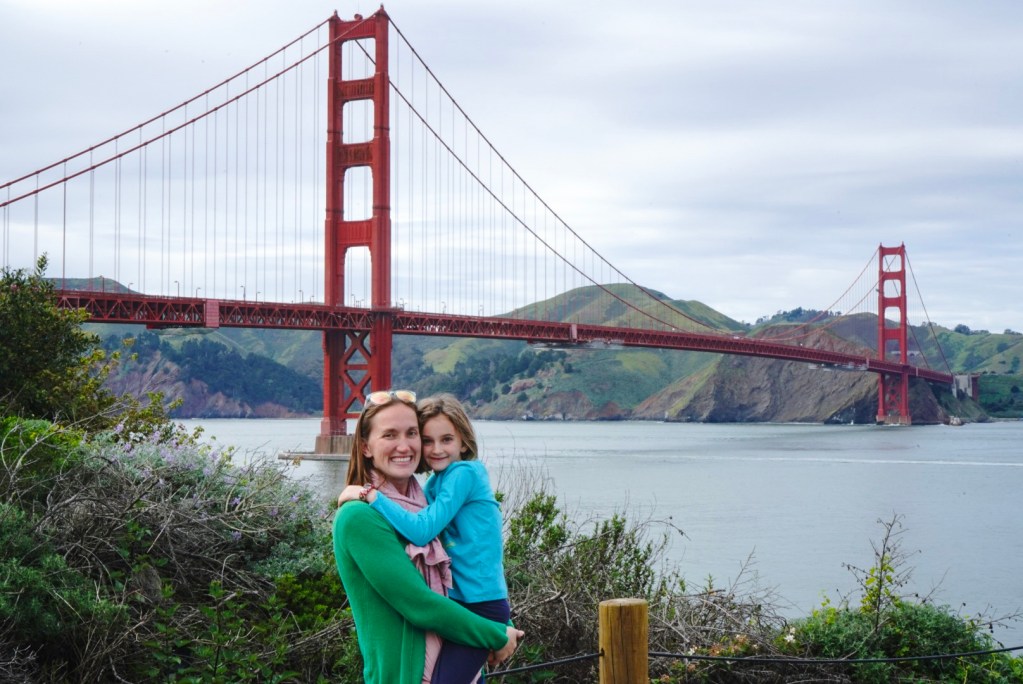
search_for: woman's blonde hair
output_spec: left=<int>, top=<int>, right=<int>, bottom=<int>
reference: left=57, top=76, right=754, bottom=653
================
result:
left=417, top=394, right=478, bottom=461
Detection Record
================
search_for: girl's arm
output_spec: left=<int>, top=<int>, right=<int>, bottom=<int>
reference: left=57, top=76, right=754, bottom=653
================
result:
left=371, top=465, right=476, bottom=545
left=337, top=484, right=368, bottom=507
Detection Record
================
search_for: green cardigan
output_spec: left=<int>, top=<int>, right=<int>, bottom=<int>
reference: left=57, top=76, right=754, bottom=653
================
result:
left=333, top=502, right=509, bottom=683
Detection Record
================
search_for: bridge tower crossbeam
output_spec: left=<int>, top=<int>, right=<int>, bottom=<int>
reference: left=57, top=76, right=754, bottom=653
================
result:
left=316, top=9, right=394, bottom=454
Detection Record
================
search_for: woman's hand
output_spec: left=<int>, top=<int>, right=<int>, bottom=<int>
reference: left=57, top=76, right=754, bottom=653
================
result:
left=337, top=484, right=372, bottom=507
left=488, top=626, right=524, bottom=666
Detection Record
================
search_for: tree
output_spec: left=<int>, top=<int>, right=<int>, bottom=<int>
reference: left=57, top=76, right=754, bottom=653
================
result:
left=0, top=256, right=113, bottom=424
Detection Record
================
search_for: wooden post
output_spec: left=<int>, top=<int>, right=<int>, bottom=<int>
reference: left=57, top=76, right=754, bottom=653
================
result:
left=599, top=598, right=648, bottom=683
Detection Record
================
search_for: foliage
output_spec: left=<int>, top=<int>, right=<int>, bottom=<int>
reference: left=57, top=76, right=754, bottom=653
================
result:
left=0, top=256, right=115, bottom=426
left=0, top=416, right=355, bottom=682
left=978, top=374, right=1023, bottom=418
left=397, top=345, right=571, bottom=407
left=770, top=515, right=1023, bottom=683
left=1, top=258, right=187, bottom=437
left=1, top=417, right=87, bottom=510
left=496, top=486, right=1023, bottom=684
left=158, top=336, right=322, bottom=414
left=0, top=502, right=127, bottom=674
left=756, top=307, right=842, bottom=327
left=496, top=475, right=785, bottom=683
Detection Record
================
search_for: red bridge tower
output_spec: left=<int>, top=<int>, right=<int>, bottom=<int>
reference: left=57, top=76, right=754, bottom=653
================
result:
left=317, top=10, right=394, bottom=454
left=876, top=243, right=911, bottom=425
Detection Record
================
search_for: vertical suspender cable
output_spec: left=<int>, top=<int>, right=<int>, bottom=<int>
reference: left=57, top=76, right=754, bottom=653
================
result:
left=160, top=123, right=166, bottom=293
left=421, top=74, right=428, bottom=309
left=204, top=95, right=210, bottom=296
left=233, top=81, right=241, bottom=295
left=182, top=109, right=189, bottom=297
left=296, top=42, right=303, bottom=303
left=61, top=163, right=67, bottom=287
left=3, top=186, right=9, bottom=265
left=89, top=154, right=94, bottom=280
left=223, top=85, right=230, bottom=299
left=315, top=30, right=323, bottom=302
left=261, top=63, right=268, bottom=301
left=142, top=143, right=148, bottom=292
left=392, top=41, right=400, bottom=307
left=33, top=176, right=38, bottom=262
left=276, top=55, right=283, bottom=301
left=403, top=44, right=411, bottom=308
left=434, top=77, right=440, bottom=311
left=213, top=106, right=219, bottom=298
left=190, top=104, right=196, bottom=295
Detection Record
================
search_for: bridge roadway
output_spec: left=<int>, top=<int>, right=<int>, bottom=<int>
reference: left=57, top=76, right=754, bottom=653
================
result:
left=57, top=290, right=954, bottom=387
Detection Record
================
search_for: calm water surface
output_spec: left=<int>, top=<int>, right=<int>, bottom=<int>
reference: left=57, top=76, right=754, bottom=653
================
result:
left=182, top=418, right=1023, bottom=644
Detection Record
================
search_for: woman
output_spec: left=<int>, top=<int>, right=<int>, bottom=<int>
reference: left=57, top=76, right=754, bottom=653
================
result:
left=333, top=389, right=522, bottom=683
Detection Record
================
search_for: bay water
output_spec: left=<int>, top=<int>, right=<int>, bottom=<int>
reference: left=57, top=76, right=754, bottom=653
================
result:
left=181, top=417, right=1023, bottom=645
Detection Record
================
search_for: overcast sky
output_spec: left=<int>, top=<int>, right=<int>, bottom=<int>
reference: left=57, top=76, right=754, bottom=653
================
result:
left=2, top=0, right=1021, bottom=332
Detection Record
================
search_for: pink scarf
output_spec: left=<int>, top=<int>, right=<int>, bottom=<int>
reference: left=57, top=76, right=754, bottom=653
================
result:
left=373, top=474, right=453, bottom=683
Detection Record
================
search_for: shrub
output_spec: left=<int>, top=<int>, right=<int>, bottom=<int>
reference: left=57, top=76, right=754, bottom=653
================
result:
left=0, top=502, right=127, bottom=679
left=0, top=416, right=355, bottom=681
left=0, top=417, right=86, bottom=509
left=497, top=472, right=783, bottom=682
left=777, top=515, right=1023, bottom=683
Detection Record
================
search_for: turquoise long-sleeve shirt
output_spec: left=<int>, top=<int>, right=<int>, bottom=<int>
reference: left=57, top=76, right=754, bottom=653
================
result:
left=371, top=460, right=508, bottom=603
left=333, top=502, right=509, bottom=684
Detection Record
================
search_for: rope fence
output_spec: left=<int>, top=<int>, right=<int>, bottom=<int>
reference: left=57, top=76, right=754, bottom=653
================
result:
left=484, top=598, right=1023, bottom=682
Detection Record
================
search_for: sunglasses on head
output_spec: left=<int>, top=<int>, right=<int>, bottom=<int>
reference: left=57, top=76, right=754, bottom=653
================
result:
left=364, top=389, right=417, bottom=408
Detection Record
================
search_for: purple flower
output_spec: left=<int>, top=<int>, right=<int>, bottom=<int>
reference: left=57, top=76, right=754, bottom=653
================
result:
left=231, top=531, right=242, bottom=542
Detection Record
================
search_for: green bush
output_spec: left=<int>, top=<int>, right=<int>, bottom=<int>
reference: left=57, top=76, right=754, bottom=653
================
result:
left=0, top=502, right=126, bottom=677
left=0, top=417, right=86, bottom=508
left=774, top=516, right=1023, bottom=683
left=499, top=481, right=781, bottom=682
left=0, top=256, right=115, bottom=427
left=0, top=414, right=355, bottom=682
left=501, top=495, right=1023, bottom=684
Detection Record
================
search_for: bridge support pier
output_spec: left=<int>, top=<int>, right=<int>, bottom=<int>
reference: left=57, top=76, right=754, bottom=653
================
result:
left=314, top=433, right=355, bottom=456
left=877, top=371, right=911, bottom=426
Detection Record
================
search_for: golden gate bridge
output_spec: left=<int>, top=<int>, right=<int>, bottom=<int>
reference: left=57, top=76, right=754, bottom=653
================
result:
left=1, top=9, right=957, bottom=449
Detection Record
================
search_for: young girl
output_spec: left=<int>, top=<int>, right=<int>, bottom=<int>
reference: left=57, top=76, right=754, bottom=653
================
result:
left=338, top=394, right=509, bottom=684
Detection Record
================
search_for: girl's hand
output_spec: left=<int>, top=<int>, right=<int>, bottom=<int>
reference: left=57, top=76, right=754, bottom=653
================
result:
left=337, top=484, right=367, bottom=507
